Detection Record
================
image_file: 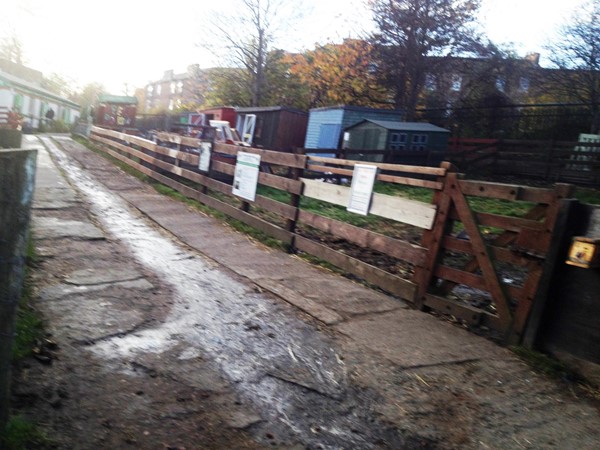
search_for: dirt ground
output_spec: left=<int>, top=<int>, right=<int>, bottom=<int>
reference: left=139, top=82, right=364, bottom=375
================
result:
left=8, top=135, right=600, bottom=449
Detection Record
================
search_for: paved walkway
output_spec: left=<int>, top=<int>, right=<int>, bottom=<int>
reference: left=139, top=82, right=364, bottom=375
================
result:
left=21, top=134, right=600, bottom=449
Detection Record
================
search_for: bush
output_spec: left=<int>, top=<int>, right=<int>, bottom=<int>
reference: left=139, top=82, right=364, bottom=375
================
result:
left=0, top=129, right=23, bottom=148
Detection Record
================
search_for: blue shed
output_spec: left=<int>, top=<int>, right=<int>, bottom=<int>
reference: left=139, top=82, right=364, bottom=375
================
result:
left=304, top=105, right=405, bottom=151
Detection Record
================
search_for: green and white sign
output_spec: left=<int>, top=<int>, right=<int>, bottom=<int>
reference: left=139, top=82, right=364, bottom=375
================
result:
left=232, top=151, right=261, bottom=202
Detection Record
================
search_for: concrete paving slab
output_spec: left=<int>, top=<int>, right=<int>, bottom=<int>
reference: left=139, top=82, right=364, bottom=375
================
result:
left=65, top=267, right=145, bottom=286
left=33, top=217, right=105, bottom=240
left=40, top=279, right=155, bottom=302
left=254, top=278, right=343, bottom=325
left=41, top=295, right=146, bottom=344
left=286, top=276, right=406, bottom=316
left=335, top=309, right=507, bottom=368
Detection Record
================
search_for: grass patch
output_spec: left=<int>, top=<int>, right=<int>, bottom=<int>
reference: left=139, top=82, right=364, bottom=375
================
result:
left=510, top=346, right=578, bottom=380
left=2, top=239, right=50, bottom=449
left=13, top=237, right=44, bottom=360
left=574, top=187, right=600, bottom=205
left=0, top=416, right=50, bottom=450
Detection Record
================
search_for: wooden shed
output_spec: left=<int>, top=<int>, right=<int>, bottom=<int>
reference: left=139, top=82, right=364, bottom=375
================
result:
left=304, top=105, right=404, bottom=151
left=235, top=106, right=308, bottom=152
left=344, top=119, right=450, bottom=164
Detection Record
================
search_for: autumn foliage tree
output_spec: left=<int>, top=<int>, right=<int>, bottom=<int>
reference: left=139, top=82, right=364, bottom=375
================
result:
left=287, top=39, right=389, bottom=108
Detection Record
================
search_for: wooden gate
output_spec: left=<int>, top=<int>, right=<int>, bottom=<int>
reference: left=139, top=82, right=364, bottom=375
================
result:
left=413, top=170, right=573, bottom=341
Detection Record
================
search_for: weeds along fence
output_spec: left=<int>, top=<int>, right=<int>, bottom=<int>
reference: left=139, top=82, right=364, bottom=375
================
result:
left=89, top=126, right=573, bottom=343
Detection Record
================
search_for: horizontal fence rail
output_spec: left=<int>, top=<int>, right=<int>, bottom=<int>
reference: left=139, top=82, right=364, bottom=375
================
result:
left=88, top=126, right=572, bottom=342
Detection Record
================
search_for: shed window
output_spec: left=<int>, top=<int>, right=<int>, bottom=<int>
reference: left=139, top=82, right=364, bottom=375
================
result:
left=389, top=132, right=407, bottom=150
left=410, top=134, right=428, bottom=151
left=519, top=77, right=530, bottom=92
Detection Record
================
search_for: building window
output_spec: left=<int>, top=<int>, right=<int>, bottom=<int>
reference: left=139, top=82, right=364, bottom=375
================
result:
left=389, top=132, right=407, bottom=150
left=410, top=134, right=428, bottom=151
left=451, top=74, right=462, bottom=91
left=170, top=82, right=176, bottom=94
left=425, top=73, right=436, bottom=91
left=168, top=99, right=174, bottom=111
left=156, top=84, right=162, bottom=95
left=496, top=76, right=506, bottom=92
left=519, top=77, right=530, bottom=92
left=177, top=81, right=183, bottom=94
left=147, top=85, right=153, bottom=96
left=13, top=94, right=23, bottom=112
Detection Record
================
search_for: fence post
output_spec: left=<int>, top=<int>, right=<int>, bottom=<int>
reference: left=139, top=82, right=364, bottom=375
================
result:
left=287, top=148, right=305, bottom=253
left=412, top=161, right=455, bottom=309
left=0, top=149, right=37, bottom=431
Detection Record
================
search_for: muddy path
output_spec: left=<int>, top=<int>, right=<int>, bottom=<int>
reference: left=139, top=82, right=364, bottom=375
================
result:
left=10, top=135, right=600, bottom=450
left=15, top=136, right=425, bottom=448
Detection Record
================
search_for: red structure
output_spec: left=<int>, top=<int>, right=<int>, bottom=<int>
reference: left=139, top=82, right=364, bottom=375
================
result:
left=94, top=95, right=137, bottom=129
left=198, top=107, right=237, bottom=128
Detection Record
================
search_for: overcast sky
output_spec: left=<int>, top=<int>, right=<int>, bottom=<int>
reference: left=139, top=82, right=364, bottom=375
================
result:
left=0, top=0, right=589, bottom=94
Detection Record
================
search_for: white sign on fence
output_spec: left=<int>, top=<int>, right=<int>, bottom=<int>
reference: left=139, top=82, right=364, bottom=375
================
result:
left=232, top=151, right=261, bottom=202
left=198, top=142, right=212, bottom=173
left=347, top=163, right=378, bottom=216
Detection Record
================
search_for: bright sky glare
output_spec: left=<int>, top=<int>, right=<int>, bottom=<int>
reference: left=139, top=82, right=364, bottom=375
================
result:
left=0, top=0, right=589, bottom=95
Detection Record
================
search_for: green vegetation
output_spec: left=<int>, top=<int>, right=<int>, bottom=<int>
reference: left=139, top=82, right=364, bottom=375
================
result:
left=510, top=346, right=576, bottom=379
left=0, top=416, right=49, bottom=450
left=1, top=238, right=50, bottom=449
left=13, top=237, right=43, bottom=360
left=574, top=187, right=600, bottom=205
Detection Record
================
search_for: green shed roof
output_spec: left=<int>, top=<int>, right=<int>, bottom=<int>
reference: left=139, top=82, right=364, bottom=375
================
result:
left=99, top=94, right=138, bottom=105
left=349, top=119, right=450, bottom=133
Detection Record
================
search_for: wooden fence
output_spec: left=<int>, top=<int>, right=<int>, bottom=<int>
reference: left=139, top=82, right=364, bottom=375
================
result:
left=89, top=126, right=573, bottom=343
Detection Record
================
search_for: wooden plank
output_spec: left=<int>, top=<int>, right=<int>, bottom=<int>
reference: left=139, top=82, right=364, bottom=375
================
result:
left=154, top=145, right=199, bottom=165
left=377, top=173, right=443, bottom=190
left=306, top=164, right=442, bottom=189
left=434, top=265, right=488, bottom=291
left=458, top=180, right=555, bottom=204
left=294, top=236, right=417, bottom=301
left=297, top=210, right=428, bottom=265
left=121, top=134, right=157, bottom=152
left=253, top=195, right=297, bottom=221
left=259, top=172, right=304, bottom=195
left=307, top=155, right=447, bottom=176
left=423, top=294, right=482, bottom=326
left=423, top=294, right=504, bottom=331
left=214, top=142, right=307, bottom=168
left=301, top=178, right=436, bottom=229
left=443, top=236, right=543, bottom=266
left=448, top=210, right=546, bottom=232
left=448, top=173, right=512, bottom=328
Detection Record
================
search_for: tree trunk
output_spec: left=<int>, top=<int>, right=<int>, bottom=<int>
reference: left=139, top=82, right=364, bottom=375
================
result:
left=0, top=149, right=37, bottom=431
